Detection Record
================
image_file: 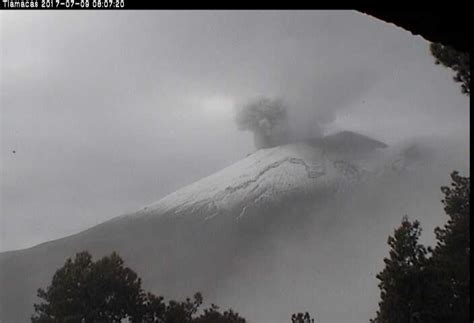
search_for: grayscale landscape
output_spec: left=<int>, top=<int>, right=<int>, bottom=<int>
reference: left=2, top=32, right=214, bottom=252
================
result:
left=0, top=10, right=469, bottom=323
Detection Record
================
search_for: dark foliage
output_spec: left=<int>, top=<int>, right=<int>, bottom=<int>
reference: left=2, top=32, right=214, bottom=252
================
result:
left=194, top=304, right=246, bottom=323
left=291, top=312, right=315, bottom=323
left=370, top=217, right=429, bottom=323
left=430, top=43, right=470, bottom=95
left=426, top=171, right=470, bottom=322
left=32, top=252, right=245, bottom=323
left=32, top=251, right=143, bottom=323
left=372, top=171, right=470, bottom=323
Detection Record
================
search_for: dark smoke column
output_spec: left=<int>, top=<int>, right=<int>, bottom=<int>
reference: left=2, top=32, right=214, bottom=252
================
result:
left=235, top=97, right=290, bottom=149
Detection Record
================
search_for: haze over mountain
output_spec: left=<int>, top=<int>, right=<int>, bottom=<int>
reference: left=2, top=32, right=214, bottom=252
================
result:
left=0, top=131, right=468, bottom=323
left=1, top=10, right=470, bottom=323
left=1, top=10, right=469, bottom=252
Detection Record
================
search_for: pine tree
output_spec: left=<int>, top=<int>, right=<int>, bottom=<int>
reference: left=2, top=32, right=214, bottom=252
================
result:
left=371, top=171, right=470, bottom=323
left=430, top=43, right=470, bottom=95
left=194, top=304, right=246, bottom=323
left=427, top=171, right=470, bottom=322
left=32, top=251, right=248, bottom=323
left=32, top=251, right=144, bottom=323
left=371, top=217, right=429, bottom=323
left=291, top=312, right=315, bottom=323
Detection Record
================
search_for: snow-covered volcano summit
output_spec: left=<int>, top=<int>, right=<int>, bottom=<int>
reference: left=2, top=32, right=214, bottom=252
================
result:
left=0, top=132, right=459, bottom=323
left=136, top=136, right=387, bottom=222
left=142, top=143, right=334, bottom=219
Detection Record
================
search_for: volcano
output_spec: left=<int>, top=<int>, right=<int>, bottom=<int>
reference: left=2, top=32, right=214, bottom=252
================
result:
left=0, top=131, right=463, bottom=323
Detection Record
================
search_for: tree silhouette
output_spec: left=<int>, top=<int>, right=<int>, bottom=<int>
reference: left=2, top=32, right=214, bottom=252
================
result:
left=32, top=251, right=246, bottom=323
left=426, top=171, right=470, bottom=322
left=371, top=217, right=429, bottom=323
left=32, top=251, right=144, bottom=323
left=194, top=304, right=246, bottom=323
left=371, top=171, right=470, bottom=323
left=430, top=43, right=470, bottom=95
left=291, top=312, right=315, bottom=323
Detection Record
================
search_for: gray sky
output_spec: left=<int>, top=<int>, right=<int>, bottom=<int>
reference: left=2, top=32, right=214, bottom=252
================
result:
left=0, top=10, right=469, bottom=251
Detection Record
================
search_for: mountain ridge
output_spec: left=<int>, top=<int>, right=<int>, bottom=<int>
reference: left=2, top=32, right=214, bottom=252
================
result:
left=0, top=132, right=463, bottom=323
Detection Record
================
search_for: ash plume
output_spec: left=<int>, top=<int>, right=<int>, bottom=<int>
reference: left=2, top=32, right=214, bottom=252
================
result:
left=235, top=97, right=291, bottom=149
left=235, top=97, right=325, bottom=149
